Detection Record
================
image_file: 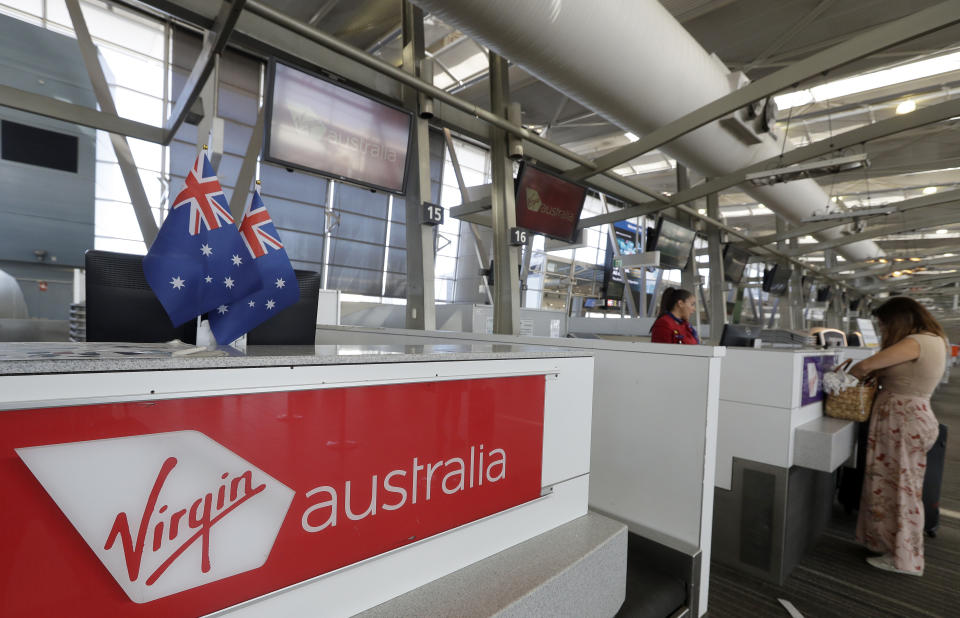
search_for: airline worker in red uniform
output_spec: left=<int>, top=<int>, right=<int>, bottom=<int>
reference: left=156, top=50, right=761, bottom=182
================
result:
left=650, top=287, right=700, bottom=344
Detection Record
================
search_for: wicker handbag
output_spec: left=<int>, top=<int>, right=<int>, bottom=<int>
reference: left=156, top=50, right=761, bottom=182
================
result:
left=824, top=359, right=878, bottom=422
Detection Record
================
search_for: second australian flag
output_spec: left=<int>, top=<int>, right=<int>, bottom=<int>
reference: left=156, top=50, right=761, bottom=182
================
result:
left=208, top=188, right=299, bottom=344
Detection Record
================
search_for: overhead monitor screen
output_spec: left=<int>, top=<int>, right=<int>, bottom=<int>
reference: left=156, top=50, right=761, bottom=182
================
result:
left=265, top=61, right=412, bottom=194
left=649, top=218, right=696, bottom=269
left=613, top=220, right=641, bottom=255
left=722, top=243, right=751, bottom=284
left=514, top=163, right=587, bottom=242
left=762, top=264, right=792, bottom=297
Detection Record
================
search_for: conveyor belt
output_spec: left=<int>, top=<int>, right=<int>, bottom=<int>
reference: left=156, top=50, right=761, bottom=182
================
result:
left=706, top=377, right=960, bottom=617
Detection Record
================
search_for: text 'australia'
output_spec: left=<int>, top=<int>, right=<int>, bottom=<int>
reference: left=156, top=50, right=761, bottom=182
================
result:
left=301, top=444, right=506, bottom=532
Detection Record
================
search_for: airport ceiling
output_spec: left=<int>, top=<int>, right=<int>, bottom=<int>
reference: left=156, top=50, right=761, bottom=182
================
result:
left=128, top=0, right=960, bottom=309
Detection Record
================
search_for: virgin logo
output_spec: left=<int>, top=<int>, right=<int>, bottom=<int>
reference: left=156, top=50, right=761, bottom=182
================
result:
left=105, top=456, right=265, bottom=587
left=16, top=431, right=294, bottom=603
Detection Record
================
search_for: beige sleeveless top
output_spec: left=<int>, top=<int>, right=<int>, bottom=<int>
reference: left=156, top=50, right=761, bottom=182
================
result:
left=878, top=333, right=947, bottom=398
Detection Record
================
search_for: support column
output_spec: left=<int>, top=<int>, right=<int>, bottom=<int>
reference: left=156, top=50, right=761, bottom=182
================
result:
left=706, top=190, right=726, bottom=344
left=488, top=53, right=520, bottom=334
left=677, top=166, right=697, bottom=294
left=823, top=250, right=840, bottom=329
left=789, top=235, right=804, bottom=329
left=775, top=218, right=789, bottom=330
left=401, top=2, right=436, bottom=330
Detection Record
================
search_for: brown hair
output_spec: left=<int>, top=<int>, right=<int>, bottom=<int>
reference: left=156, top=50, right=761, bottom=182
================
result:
left=871, top=296, right=947, bottom=349
left=657, top=287, right=694, bottom=319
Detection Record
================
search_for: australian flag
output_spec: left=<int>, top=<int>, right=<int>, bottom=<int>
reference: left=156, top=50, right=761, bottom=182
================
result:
left=143, top=152, right=262, bottom=326
left=208, top=188, right=299, bottom=344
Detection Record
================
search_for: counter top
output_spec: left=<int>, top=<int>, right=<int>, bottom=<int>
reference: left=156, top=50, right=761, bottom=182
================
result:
left=0, top=342, right=591, bottom=376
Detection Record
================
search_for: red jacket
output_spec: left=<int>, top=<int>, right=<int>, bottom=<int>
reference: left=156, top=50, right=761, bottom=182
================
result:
left=650, top=313, right=700, bottom=344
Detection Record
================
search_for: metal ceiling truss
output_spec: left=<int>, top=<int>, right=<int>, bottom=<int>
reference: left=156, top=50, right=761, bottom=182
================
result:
left=578, top=94, right=960, bottom=230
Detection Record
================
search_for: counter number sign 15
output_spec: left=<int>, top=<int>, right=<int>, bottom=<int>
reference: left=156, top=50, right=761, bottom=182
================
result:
left=421, top=202, right=444, bottom=226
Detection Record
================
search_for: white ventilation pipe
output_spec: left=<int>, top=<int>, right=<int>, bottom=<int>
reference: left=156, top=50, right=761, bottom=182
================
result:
left=413, top=0, right=882, bottom=262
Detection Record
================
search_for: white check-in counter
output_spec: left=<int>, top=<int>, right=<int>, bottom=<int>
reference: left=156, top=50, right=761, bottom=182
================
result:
left=312, top=324, right=723, bottom=617
left=713, top=348, right=854, bottom=584
left=0, top=342, right=624, bottom=617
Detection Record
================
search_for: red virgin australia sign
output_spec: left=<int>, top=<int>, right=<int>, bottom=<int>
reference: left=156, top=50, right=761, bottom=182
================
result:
left=1, top=376, right=545, bottom=617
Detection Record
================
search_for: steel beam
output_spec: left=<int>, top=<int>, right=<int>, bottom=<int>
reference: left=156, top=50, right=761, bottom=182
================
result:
left=0, top=84, right=164, bottom=143
left=578, top=94, right=960, bottom=231
left=706, top=189, right=726, bottom=343
left=164, top=0, right=246, bottom=139
left=66, top=0, right=159, bottom=247
left=401, top=1, right=436, bottom=330
left=228, top=105, right=265, bottom=221
left=563, top=0, right=960, bottom=180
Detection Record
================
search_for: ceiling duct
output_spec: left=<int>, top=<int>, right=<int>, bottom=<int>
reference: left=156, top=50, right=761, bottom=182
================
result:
left=413, top=0, right=883, bottom=262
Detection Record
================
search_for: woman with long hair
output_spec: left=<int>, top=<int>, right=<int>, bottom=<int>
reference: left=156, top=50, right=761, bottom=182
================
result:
left=649, top=287, right=699, bottom=344
left=849, top=296, right=947, bottom=575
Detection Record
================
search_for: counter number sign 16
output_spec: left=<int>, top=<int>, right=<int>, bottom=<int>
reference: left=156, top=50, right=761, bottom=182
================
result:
left=509, top=227, right=528, bottom=246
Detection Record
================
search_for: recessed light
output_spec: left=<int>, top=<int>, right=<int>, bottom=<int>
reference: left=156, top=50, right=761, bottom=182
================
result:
left=896, top=100, right=916, bottom=114
left=922, top=186, right=938, bottom=195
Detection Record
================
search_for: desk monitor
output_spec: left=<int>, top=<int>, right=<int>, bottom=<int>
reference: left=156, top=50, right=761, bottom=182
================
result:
left=246, top=270, right=322, bottom=345
left=85, top=250, right=197, bottom=344
left=847, top=331, right=864, bottom=347
left=812, top=327, right=846, bottom=348
left=719, top=323, right=763, bottom=347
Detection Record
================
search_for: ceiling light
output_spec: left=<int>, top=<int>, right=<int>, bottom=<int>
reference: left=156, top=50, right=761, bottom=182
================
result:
left=909, top=257, right=922, bottom=262
left=775, top=50, right=960, bottom=110
left=896, top=99, right=917, bottom=115
left=892, top=271, right=903, bottom=277
left=895, top=258, right=905, bottom=262
left=624, top=132, right=639, bottom=143
left=879, top=258, right=888, bottom=264
left=937, top=229, right=948, bottom=234
left=922, top=186, right=938, bottom=195
left=698, top=208, right=706, bottom=215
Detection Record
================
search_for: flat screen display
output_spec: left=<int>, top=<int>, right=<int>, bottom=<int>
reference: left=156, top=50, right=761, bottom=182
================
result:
left=649, top=218, right=696, bottom=269
left=613, top=220, right=641, bottom=255
left=265, top=61, right=412, bottom=194
left=722, top=244, right=751, bottom=284
left=762, top=264, right=791, bottom=297
left=514, top=163, right=587, bottom=242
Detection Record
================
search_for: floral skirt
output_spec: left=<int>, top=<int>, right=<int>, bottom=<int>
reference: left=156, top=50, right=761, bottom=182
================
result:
left=855, top=390, right=939, bottom=574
